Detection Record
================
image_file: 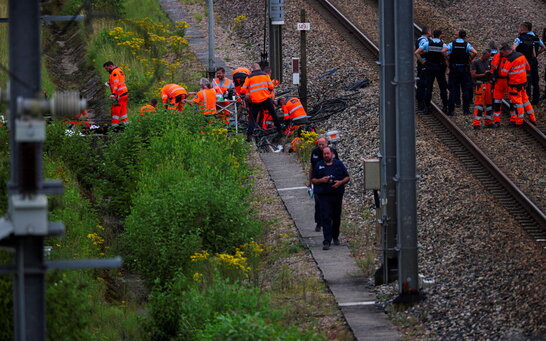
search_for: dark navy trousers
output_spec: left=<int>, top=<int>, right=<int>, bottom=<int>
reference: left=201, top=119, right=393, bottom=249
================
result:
left=316, top=193, right=343, bottom=245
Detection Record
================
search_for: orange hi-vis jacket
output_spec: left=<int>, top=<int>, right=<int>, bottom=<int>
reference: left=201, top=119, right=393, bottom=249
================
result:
left=498, top=52, right=530, bottom=86
left=490, top=53, right=509, bottom=80
left=239, top=70, right=274, bottom=103
left=161, top=84, right=187, bottom=105
left=232, top=67, right=251, bottom=79
left=108, top=67, right=128, bottom=97
left=139, top=104, right=156, bottom=115
left=193, top=88, right=217, bottom=115
left=281, top=97, right=308, bottom=121
left=232, top=67, right=251, bottom=95
left=211, top=77, right=234, bottom=95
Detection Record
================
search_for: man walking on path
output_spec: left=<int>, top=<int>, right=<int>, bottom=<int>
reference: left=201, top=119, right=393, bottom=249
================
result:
left=311, top=147, right=350, bottom=250
left=308, top=137, right=339, bottom=232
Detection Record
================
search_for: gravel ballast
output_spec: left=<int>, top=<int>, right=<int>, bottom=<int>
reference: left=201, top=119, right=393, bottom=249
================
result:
left=197, top=0, right=546, bottom=339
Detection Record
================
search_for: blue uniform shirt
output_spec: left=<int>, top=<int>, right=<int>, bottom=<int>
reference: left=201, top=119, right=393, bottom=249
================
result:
left=312, top=159, right=349, bottom=195
left=447, top=38, right=474, bottom=54
left=420, top=37, right=448, bottom=52
left=513, top=32, right=545, bottom=47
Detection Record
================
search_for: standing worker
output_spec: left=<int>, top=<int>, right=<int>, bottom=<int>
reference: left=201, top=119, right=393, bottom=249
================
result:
left=498, top=43, right=537, bottom=126
left=490, top=45, right=515, bottom=125
left=139, top=99, right=158, bottom=115
left=311, top=147, right=350, bottom=250
left=309, top=137, right=339, bottom=232
left=414, top=29, right=449, bottom=113
left=212, top=67, right=235, bottom=124
left=415, top=26, right=431, bottom=112
left=232, top=67, right=251, bottom=96
left=239, top=63, right=282, bottom=142
left=471, top=49, right=494, bottom=129
left=446, top=30, right=477, bottom=116
left=161, top=83, right=188, bottom=111
left=212, top=67, right=235, bottom=97
left=185, top=78, right=217, bottom=116
left=512, top=22, right=545, bottom=105
left=103, top=61, right=129, bottom=127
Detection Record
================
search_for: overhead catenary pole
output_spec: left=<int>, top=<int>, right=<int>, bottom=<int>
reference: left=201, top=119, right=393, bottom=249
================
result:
left=207, top=0, right=215, bottom=79
left=393, top=0, right=420, bottom=301
left=269, top=0, right=284, bottom=82
left=299, top=9, right=307, bottom=108
left=377, top=0, right=398, bottom=286
left=9, top=0, right=45, bottom=339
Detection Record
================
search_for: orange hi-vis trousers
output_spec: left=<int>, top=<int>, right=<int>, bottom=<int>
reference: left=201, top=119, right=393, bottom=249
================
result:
left=112, top=94, right=129, bottom=126
left=508, top=84, right=536, bottom=125
left=472, top=82, right=493, bottom=127
left=492, top=78, right=514, bottom=123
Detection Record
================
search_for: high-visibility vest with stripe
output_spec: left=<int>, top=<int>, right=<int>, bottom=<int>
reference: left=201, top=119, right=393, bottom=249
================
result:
left=139, top=104, right=156, bottom=115
left=108, top=67, right=128, bottom=96
left=161, top=84, right=187, bottom=104
left=490, top=53, right=509, bottom=79
left=211, top=77, right=234, bottom=94
left=499, top=52, right=530, bottom=86
left=282, top=97, right=308, bottom=121
left=239, top=70, right=274, bottom=103
left=193, top=88, right=217, bottom=115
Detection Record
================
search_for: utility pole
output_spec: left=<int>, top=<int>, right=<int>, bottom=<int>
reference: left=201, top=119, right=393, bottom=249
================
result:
left=207, top=0, right=215, bottom=79
left=269, top=0, right=284, bottom=82
left=376, top=0, right=398, bottom=286
left=0, top=1, right=121, bottom=339
left=393, top=0, right=421, bottom=303
left=299, top=9, right=308, bottom=108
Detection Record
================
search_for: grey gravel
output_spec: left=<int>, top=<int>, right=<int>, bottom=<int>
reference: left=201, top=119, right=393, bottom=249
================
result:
left=197, top=0, right=546, bottom=339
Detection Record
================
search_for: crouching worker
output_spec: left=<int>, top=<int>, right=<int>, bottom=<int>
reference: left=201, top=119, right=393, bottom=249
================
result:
left=184, top=78, right=217, bottom=116
left=139, top=99, right=158, bottom=115
left=311, top=147, right=350, bottom=250
left=278, top=97, right=309, bottom=136
left=161, top=83, right=187, bottom=111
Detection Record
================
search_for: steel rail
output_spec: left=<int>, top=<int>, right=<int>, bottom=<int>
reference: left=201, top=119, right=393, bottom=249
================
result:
left=315, top=0, right=546, bottom=231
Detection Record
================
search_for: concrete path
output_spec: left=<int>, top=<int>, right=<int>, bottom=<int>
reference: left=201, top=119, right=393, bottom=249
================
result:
left=261, top=152, right=400, bottom=341
left=158, top=0, right=228, bottom=73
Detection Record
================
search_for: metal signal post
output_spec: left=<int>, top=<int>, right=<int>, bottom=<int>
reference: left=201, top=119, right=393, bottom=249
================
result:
left=0, top=1, right=120, bottom=339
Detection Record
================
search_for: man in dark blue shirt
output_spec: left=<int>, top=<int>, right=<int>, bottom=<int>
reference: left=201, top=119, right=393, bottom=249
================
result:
left=311, top=147, right=350, bottom=250
left=308, top=136, right=339, bottom=232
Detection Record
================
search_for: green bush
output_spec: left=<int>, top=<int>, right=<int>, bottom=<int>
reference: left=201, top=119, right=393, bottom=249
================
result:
left=122, top=115, right=259, bottom=284
left=196, top=312, right=323, bottom=341
left=146, top=274, right=271, bottom=340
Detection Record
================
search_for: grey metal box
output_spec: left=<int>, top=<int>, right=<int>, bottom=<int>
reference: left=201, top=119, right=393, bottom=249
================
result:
left=364, top=158, right=380, bottom=190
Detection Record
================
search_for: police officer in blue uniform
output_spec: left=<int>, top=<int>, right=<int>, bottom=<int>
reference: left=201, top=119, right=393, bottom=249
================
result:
left=309, top=137, right=339, bottom=232
left=312, top=147, right=350, bottom=250
left=415, top=26, right=431, bottom=112
left=512, top=22, right=545, bottom=104
left=415, top=29, right=449, bottom=113
left=446, top=30, right=477, bottom=116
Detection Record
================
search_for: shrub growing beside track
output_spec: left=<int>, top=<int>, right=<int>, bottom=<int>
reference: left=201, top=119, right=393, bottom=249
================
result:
left=121, top=114, right=260, bottom=285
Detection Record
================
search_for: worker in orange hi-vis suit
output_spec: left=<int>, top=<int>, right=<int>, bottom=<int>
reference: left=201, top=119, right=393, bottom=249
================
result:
left=139, top=99, right=158, bottom=115
left=161, top=83, right=188, bottom=111
left=239, top=64, right=282, bottom=141
left=471, top=49, right=494, bottom=129
left=212, top=67, right=235, bottom=124
left=279, top=96, right=309, bottom=136
left=490, top=51, right=515, bottom=125
left=232, top=66, right=251, bottom=96
left=184, top=78, right=217, bottom=116
left=103, top=61, right=129, bottom=126
left=498, top=43, right=536, bottom=126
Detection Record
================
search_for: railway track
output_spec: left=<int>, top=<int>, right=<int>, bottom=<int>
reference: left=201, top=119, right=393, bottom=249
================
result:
left=314, top=0, right=546, bottom=246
